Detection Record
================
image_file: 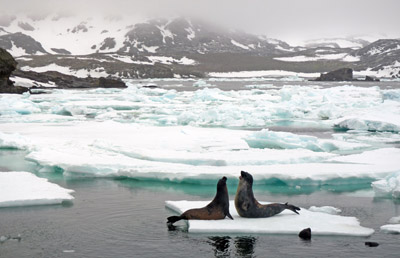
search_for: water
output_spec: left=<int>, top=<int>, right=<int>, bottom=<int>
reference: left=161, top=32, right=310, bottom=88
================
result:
left=1, top=172, right=400, bottom=258
left=1, top=79, right=400, bottom=257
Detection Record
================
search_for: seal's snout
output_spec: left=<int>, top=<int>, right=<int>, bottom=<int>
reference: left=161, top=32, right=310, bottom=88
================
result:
left=221, top=176, right=227, bottom=182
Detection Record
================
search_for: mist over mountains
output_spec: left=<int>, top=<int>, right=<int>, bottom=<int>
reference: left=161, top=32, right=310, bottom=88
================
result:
left=0, top=12, right=399, bottom=79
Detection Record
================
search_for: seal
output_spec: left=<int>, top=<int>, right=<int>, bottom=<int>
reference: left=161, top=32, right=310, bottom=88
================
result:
left=167, top=176, right=233, bottom=225
left=235, top=171, right=300, bottom=218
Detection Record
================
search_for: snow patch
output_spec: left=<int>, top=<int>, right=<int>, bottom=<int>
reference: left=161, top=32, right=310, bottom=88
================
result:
left=231, top=40, right=250, bottom=50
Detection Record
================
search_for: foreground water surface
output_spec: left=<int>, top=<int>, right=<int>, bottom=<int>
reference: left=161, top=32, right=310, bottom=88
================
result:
left=1, top=79, right=400, bottom=257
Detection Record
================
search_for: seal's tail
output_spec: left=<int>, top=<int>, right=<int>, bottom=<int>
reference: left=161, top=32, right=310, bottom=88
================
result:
left=285, top=202, right=301, bottom=214
left=167, top=216, right=182, bottom=224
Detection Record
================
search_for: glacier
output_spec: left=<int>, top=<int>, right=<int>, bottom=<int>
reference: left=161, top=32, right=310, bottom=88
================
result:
left=165, top=200, right=374, bottom=236
left=0, top=171, right=74, bottom=207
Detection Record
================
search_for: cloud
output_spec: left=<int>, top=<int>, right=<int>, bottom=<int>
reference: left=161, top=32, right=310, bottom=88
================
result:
left=1, top=0, right=399, bottom=44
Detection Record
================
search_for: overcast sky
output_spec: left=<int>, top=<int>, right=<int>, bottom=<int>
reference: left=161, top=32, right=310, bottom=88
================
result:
left=2, top=0, right=400, bottom=45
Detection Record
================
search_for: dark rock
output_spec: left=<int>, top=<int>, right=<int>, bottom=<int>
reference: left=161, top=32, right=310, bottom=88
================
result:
left=97, top=77, right=126, bottom=88
left=365, top=241, right=379, bottom=247
left=315, top=68, right=353, bottom=81
left=51, top=48, right=71, bottom=55
left=99, top=37, right=116, bottom=50
left=12, top=69, right=127, bottom=89
left=71, top=22, right=88, bottom=33
left=298, top=228, right=311, bottom=240
left=0, top=48, right=29, bottom=94
left=18, top=22, right=35, bottom=31
left=365, top=76, right=380, bottom=82
left=0, top=32, right=47, bottom=55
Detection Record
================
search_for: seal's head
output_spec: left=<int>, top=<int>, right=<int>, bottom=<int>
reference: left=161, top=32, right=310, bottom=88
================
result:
left=239, top=171, right=253, bottom=186
left=217, top=176, right=228, bottom=190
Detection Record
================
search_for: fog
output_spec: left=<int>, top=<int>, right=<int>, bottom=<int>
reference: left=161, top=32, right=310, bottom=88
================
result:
left=1, top=0, right=399, bottom=44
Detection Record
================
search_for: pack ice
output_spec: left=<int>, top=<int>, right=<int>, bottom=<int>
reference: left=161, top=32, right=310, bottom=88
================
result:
left=165, top=200, right=374, bottom=236
left=0, top=172, right=74, bottom=207
left=0, top=84, right=399, bottom=186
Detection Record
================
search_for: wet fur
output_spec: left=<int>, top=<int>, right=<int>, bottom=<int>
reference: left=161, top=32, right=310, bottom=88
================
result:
left=235, top=171, right=300, bottom=218
left=167, top=177, right=233, bottom=224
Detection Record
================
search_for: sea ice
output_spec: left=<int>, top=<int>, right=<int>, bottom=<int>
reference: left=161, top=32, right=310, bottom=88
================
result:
left=372, top=172, right=400, bottom=198
left=244, top=129, right=369, bottom=153
left=165, top=200, right=374, bottom=236
left=380, top=224, right=400, bottom=234
left=308, top=206, right=341, bottom=215
left=388, top=216, right=400, bottom=224
left=0, top=172, right=74, bottom=207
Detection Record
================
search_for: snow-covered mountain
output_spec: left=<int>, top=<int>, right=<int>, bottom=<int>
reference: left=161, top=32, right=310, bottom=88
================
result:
left=1, top=13, right=399, bottom=79
left=0, top=14, right=293, bottom=57
left=303, top=37, right=370, bottom=50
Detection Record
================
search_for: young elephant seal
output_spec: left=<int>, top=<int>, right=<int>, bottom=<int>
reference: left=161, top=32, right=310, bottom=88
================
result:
left=235, top=171, right=300, bottom=218
left=167, top=176, right=234, bottom=225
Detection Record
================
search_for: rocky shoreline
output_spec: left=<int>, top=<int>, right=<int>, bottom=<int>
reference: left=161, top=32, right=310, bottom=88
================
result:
left=1, top=48, right=126, bottom=94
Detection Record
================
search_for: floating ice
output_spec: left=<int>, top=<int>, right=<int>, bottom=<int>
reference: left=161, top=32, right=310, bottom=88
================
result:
left=193, top=80, right=213, bottom=87
left=0, top=172, right=74, bottom=207
left=165, top=200, right=374, bottom=236
left=380, top=224, right=400, bottom=234
left=0, top=132, right=30, bottom=150
left=372, top=172, right=400, bottom=198
left=0, top=95, right=40, bottom=116
left=244, top=129, right=369, bottom=153
left=0, top=121, right=399, bottom=185
left=335, top=116, right=400, bottom=132
left=388, top=216, right=400, bottom=224
left=308, top=206, right=341, bottom=215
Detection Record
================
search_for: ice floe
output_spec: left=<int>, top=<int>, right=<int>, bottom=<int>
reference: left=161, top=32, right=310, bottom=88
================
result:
left=372, top=172, right=400, bottom=198
left=388, top=216, right=400, bottom=224
left=1, top=83, right=399, bottom=187
left=165, top=200, right=374, bottom=236
left=0, top=121, right=399, bottom=185
left=380, top=224, right=400, bottom=234
left=243, top=129, right=369, bottom=153
left=0, top=172, right=74, bottom=207
left=308, top=206, right=341, bottom=215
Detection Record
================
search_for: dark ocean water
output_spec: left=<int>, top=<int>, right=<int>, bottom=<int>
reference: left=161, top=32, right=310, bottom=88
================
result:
left=1, top=80, right=400, bottom=257
left=1, top=163, right=400, bottom=258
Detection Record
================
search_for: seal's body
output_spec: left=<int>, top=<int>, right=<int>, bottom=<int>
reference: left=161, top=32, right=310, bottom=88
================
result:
left=235, top=171, right=300, bottom=218
left=167, top=177, right=233, bottom=224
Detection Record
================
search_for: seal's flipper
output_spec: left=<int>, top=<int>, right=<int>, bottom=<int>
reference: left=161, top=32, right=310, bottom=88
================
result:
left=226, top=212, right=234, bottom=220
left=285, top=202, right=301, bottom=214
left=167, top=215, right=182, bottom=224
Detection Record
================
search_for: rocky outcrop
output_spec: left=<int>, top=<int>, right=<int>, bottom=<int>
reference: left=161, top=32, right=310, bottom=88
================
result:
left=0, top=32, right=47, bottom=55
left=315, top=68, right=353, bottom=81
left=13, top=69, right=126, bottom=89
left=0, top=48, right=29, bottom=94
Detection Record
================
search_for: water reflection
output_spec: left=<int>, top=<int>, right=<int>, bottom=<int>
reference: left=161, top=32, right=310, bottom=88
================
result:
left=208, top=236, right=231, bottom=257
left=235, top=236, right=256, bottom=257
left=206, top=236, right=257, bottom=258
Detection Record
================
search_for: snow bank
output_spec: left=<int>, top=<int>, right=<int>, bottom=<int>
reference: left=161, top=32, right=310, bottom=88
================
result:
left=372, top=172, right=400, bottom=198
left=0, top=172, right=74, bottom=207
left=165, top=200, right=373, bottom=236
